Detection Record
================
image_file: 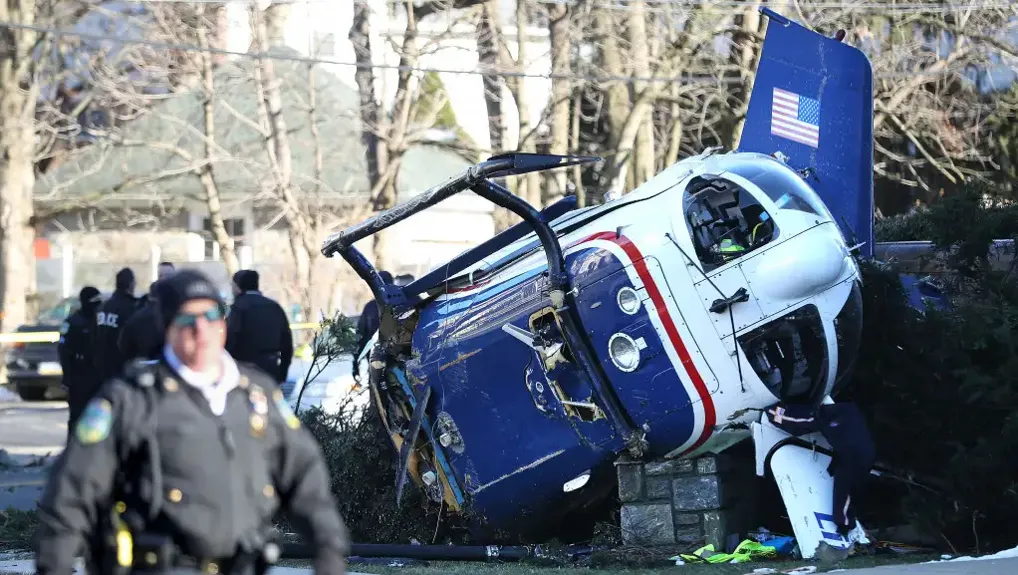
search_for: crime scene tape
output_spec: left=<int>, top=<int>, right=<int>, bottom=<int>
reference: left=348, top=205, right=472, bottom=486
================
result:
left=0, top=322, right=320, bottom=345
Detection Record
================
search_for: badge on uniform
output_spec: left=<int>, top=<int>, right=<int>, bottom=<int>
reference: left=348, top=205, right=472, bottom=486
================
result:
left=76, top=398, right=114, bottom=444
left=273, top=389, right=300, bottom=430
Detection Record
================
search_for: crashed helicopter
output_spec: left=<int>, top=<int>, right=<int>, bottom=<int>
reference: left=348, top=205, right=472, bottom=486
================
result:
left=321, top=7, right=874, bottom=558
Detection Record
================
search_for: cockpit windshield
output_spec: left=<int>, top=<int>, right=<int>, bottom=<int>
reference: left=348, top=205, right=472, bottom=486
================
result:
left=723, top=156, right=834, bottom=222
left=737, top=304, right=829, bottom=405
left=682, top=175, right=778, bottom=272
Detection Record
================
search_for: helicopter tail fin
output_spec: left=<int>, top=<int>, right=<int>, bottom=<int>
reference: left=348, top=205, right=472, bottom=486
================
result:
left=737, top=7, right=874, bottom=258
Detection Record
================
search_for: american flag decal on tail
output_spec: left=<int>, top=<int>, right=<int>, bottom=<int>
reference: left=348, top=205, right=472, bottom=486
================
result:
left=771, top=87, right=820, bottom=148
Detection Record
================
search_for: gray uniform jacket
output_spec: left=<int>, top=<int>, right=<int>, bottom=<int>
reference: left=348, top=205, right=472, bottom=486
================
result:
left=34, top=356, right=348, bottom=575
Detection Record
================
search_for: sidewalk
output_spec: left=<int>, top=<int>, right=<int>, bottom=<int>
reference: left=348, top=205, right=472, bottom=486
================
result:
left=827, top=557, right=1018, bottom=573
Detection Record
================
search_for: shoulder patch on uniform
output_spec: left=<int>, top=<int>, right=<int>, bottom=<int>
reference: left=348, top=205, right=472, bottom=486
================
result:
left=75, top=398, right=114, bottom=444
left=59, top=321, right=69, bottom=335
left=273, top=391, right=300, bottom=430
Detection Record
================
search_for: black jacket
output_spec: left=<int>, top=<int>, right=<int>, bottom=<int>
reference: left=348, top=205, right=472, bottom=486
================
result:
left=34, top=356, right=348, bottom=575
left=225, top=291, right=293, bottom=383
left=57, top=307, right=100, bottom=421
left=353, top=299, right=380, bottom=362
left=118, top=300, right=163, bottom=362
left=93, top=290, right=140, bottom=381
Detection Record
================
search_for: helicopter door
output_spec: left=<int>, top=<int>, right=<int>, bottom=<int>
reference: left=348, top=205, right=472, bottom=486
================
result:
left=690, top=253, right=768, bottom=354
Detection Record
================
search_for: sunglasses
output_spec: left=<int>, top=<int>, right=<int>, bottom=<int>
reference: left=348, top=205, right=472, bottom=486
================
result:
left=172, top=306, right=224, bottom=328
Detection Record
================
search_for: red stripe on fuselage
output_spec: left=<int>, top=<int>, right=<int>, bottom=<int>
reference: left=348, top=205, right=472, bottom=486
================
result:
left=574, top=232, right=717, bottom=456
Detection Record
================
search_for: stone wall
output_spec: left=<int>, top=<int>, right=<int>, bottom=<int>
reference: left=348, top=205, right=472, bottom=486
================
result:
left=616, top=444, right=760, bottom=550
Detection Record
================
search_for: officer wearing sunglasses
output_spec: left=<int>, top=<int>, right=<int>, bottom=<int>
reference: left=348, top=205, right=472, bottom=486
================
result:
left=35, top=270, right=349, bottom=575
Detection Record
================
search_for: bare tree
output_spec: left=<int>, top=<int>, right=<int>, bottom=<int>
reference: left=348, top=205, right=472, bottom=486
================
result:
left=249, top=1, right=320, bottom=314
left=193, top=5, right=240, bottom=276
left=543, top=0, right=572, bottom=205
left=0, top=1, right=42, bottom=343
left=349, top=0, right=486, bottom=269
left=476, top=0, right=507, bottom=158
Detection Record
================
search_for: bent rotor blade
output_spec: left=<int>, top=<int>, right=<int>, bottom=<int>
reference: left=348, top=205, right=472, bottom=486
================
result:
left=395, top=385, right=432, bottom=506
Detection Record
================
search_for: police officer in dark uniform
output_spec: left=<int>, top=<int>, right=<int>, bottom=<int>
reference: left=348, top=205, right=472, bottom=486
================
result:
left=57, top=286, right=103, bottom=430
left=157, top=261, right=175, bottom=281
left=118, top=281, right=165, bottom=362
left=225, top=270, right=293, bottom=383
left=351, top=270, right=393, bottom=382
left=765, top=400, right=876, bottom=536
left=35, top=269, right=349, bottom=575
left=94, top=268, right=140, bottom=381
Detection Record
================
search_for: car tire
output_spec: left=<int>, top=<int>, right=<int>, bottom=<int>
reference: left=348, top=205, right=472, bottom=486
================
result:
left=15, top=383, right=47, bottom=402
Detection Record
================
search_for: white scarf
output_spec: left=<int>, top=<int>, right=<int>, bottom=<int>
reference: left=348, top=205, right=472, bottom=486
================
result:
left=163, top=343, right=240, bottom=416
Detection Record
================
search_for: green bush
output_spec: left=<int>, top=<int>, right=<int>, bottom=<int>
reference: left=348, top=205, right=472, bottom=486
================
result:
left=844, top=188, right=1018, bottom=554
left=283, top=313, right=440, bottom=544
left=297, top=403, right=437, bottom=544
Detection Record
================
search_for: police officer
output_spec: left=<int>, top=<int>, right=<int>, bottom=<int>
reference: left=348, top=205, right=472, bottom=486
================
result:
left=225, top=270, right=293, bottom=384
left=156, top=261, right=175, bottom=281
left=35, top=269, right=349, bottom=575
left=351, top=270, right=393, bottom=382
left=95, top=268, right=141, bottom=381
left=765, top=401, right=876, bottom=536
left=57, top=286, right=103, bottom=430
left=118, top=281, right=164, bottom=362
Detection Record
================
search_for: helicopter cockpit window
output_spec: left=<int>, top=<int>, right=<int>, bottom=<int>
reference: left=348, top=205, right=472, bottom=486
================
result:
left=683, top=176, right=778, bottom=272
left=724, top=159, right=834, bottom=222
left=737, top=304, right=829, bottom=405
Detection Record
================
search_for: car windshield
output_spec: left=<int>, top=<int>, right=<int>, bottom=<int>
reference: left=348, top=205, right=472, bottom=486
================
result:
left=724, top=157, right=834, bottom=221
left=36, top=298, right=77, bottom=325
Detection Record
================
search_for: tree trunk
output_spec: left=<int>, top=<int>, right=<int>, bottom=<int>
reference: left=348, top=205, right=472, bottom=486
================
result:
left=250, top=3, right=315, bottom=315
left=544, top=1, right=571, bottom=205
left=350, top=0, right=386, bottom=197
left=371, top=4, right=423, bottom=273
left=196, top=5, right=239, bottom=276
left=476, top=0, right=506, bottom=155
left=595, top=7, right=632, bottom=194
left=515, top=1, right=541, bottom=212
left=729, top=0, right=762, bottom=149
left=570, top=90, right=585, bottom=207
left=606, top=89, right=660, bottom=196
left=0, top=0, right=39, bottom=384
left=627, top=1, right=655, bottom=188
left=477, top=0, right=515, bottom=232
left=664, top=81, right=684, bottom=168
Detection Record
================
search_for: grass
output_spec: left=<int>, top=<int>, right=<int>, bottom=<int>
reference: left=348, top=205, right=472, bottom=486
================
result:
left=277, top=552, right=942, bottom=574
left=1, top=508, right=942, bottom=574
left=0, top=509, right=37, bottom=553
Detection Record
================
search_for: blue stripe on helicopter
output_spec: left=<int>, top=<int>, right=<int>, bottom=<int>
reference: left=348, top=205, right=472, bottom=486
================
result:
left=436, top=265, right=547, bottom=315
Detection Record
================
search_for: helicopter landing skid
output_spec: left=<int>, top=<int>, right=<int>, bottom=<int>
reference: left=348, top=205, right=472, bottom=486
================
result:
left=750, top=415, right=871, bottom=560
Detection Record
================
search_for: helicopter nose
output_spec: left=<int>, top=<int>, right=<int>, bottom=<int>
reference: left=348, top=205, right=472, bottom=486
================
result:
left=748, top=224, right=854, bottom=301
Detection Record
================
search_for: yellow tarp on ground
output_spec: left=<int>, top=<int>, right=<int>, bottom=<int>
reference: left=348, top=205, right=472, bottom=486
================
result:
left=672, top=539, right=779, bottom=564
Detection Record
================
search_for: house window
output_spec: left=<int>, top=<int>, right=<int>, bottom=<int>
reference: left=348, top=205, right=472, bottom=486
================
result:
left=203, top=217, right=246, bottom=260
